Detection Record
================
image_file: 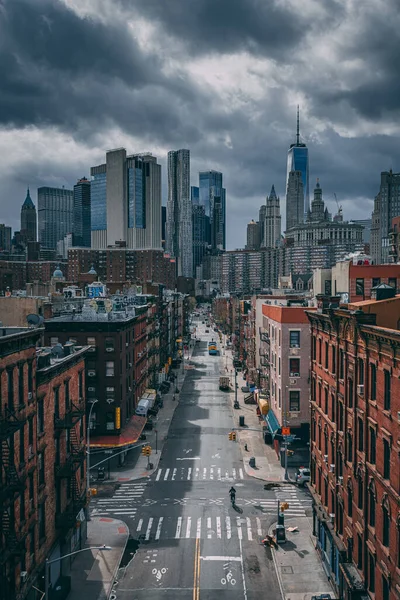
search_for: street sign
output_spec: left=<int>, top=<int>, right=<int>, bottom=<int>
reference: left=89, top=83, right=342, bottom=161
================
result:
left=282, top=427, right=291, bottom=436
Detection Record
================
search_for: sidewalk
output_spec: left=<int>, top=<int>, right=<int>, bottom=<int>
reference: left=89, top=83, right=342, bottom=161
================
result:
left=70, top=517, right=129, bottom=600
left=270, top=516, right=335, bottom=600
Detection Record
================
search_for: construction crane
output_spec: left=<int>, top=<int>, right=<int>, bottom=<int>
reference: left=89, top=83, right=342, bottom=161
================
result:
left=333, top=193, right=343, bottom=219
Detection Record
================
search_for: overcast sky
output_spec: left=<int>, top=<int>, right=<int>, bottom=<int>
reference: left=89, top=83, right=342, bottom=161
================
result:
left=1, top=0, right=399, bottom=249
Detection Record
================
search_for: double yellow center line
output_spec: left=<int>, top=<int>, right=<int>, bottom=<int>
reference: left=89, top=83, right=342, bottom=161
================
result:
left=193, top=537, right=201, bottom=600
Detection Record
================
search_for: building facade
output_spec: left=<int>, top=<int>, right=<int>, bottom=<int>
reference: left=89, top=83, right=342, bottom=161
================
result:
left=91, top=150, right=162, bottom=251
left=307, top=292, right=400, bottom=599
left=73, top=177, right=91, bottom=247
left=192, top=203, right=207, bottom=276
left=166, top=149, right=192, bottom=277
left=371, top=170, right=400, bottom=264
left=264, top=184, right=281, bottom=248
left=20, top=189, right=37, bottom=244
left=246, top=220, right=261, bottom=250
left=0, top=327, right=89, bottom=600
left=0, top=224, right=12, bottom=253
left=219, top=248, right=284, bottom=294
left=285, top=181, right=364, bottom=275
left=38, top=186, right=74, bottom=250
left=285, top=107, right=309, bottom=230
left=199, top=170, right=226, bottom=252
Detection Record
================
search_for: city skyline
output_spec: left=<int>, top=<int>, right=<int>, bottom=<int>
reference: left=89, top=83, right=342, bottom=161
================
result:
left=0, top=1, right=399, bottom=250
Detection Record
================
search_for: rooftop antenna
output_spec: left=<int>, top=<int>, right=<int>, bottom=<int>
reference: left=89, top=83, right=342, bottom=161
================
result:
left=296, top=105, right=300, bottom=146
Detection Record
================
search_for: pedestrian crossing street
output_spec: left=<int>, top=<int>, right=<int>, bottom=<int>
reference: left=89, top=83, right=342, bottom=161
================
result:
left=155, top=466, right=245, bottom=482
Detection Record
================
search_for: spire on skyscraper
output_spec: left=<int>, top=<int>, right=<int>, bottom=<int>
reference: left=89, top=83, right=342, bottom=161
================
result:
left=296, top=105, right=300, bottom=146
left=22, top=187, right=35, bottom=208
left=269, top=184, right=277, bottom=200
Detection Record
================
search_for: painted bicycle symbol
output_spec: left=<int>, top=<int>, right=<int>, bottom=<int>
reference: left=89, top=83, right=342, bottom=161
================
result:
left=221, top=570, right=236, bottom=586
left=152, top=567, right=167, bottom=581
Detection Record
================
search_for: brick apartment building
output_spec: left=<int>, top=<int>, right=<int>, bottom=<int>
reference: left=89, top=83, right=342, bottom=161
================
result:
left=307, top=289, right=400, bottom=599
left=0, top=327, right=89, bottom=600
left=0, top=261, right=68, bottom=294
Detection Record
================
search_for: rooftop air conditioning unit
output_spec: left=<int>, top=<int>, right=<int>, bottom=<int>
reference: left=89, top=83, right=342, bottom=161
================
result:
left=357, top=384, right=364, bottom=396
left=329, top=464, right=335, bottom=473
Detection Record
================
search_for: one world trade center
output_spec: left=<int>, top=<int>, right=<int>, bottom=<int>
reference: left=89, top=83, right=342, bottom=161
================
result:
left=285, top=107, right=309, bottom=230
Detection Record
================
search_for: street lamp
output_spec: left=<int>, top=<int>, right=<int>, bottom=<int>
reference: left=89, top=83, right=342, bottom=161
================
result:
left=45, top=545, right=111, bottom=599
left=86, top=398, right=98, bottom=520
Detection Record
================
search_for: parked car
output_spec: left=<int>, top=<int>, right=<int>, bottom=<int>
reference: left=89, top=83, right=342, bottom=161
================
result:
left=295, top=467, right=310, bottom=487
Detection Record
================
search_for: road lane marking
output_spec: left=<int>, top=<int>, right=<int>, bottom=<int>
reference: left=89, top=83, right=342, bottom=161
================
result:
left=155, top=517, right=163, bottom=540
left=175, top=517, right=182, bottom=538
left=225, top=471, right=229, bottom=479
left=193, top=537, right=201, bottom=600
left=145, top=518, right=153, bottom=541
left=217, top=468, right=221, bottom=480
left=232, top=468, right=237, bottom=479
left=196, top=518, right=201, bottom=538
left=164, top=468, right=170, bottom=481
left=216, top=516, right=221, bottom=538
left=210, top=467, right=214, bottom=480
left=156, top=469, right=162, bottom=481
left=188, top=467, right=192, bottom=480
left=238, top=536, right=248, bottom=600
left=256, top=517, right=262, bottom=536
left=239, top=468, right=244, bottom=479
left=246, top=518, right=252, bottom=541
left=195, top=468, right=200, bottom=478
left=136, top=519, right=143, bottom=532
left=172, top=468, right=177, bottom=480
left=236, top=517, right=242, bottom=540
left=226, top=516, right=231, bottom=539
left=186, top=517, right=192, bottom=538
left=207, top=517, right=212, bottom=539
left=201, top=556, right=241, bottom=562
left=203, top=468, right=207, bottom=479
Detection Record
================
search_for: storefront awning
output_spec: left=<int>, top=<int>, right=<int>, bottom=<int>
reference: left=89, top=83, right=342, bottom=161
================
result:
left=90, top=415, right=146, bottom=449
left=264, top=408, right=280, bottom=434
left=258, top=398, right=270, bottom=416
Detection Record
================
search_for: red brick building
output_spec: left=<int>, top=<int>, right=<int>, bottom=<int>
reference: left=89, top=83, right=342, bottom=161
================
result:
left=307, top=290, right=400, bottom=600
left=0, top=327, right=89, bottom=600
left=0, top=261, right=68, bottom=294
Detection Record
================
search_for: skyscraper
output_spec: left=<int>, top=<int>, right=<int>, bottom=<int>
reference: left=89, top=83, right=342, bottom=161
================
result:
left=246, top=220, right=261, bottom=250
left=90, top=149, right=162, bottom=250
left=264, top=184, right=281, bottom=248
left=199, top=170, right=226, bottom=251
left=192, top=203, right=206, bottom=277
left=371, top=170, right=400, bottom=264
left=0, top=224, right=12, bottom=252
left=38, top=186, right=73, bottom=249
left=73, top=177, right=91, bottom=247
left=166, top=149, right=193, bottom=277
left=20, top=188, right=37, bottom=243
left=285, top=170, right=304, bottom=231
left=285, top=107, right=309, bottom=230
left=259, top=204, right=266, bottom=247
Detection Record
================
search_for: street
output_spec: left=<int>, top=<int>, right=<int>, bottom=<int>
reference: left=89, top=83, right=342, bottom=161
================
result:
left=91, top=320, right=312, bottom=600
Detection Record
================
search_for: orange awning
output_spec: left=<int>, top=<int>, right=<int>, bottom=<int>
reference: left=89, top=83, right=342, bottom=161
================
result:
left=90, top=415, right=146, bottom=449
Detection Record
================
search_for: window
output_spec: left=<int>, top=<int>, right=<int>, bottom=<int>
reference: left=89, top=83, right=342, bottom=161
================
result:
left=28, top=361, right=33, bottom=395
left=331, top=393, right=335, bottom=422
left=78, top=371, right=83, bottom=399
left=324, top=388, right=328, bottom=413
left=87, top=336, right=96, bottom=346
left=19, top=426, right=25, bottom=464
left=278, top=357, right=281, bottom=376
left=382, top=504, right=390, bottom=547
left=29, top=472, right=34, bottom=502
left=106, top=361, right=114, bottom=377
left=338, top=402, right=344, bottom=431
left=339, top=349, right=344, bottom=379
left=348, top=484, right=353, bottom=518
left=388, top=277, right=397, bottom=290
left=357, top=534, right=363, bottom=569
left=289, top=358, right=300, bottom=376
left=382, top=576, right=390, bottom=600
left=37, top=398, right=44, bottom=434
left=356, top=278, right=364, bottom=296
left=28, top=417, right=34, bottom=446
left=331, top=347, right=336, bottom=374
left=358, top=417, right=364, bottom=452
left=369, top=485, right=376, bottom=527
left=346, top=431, right=353, bottom=463
left=348, top=378, right=353, bottom=409
left=289, top=331, right=300, bottom=348
left=38, top=504, right=45, bottom=540
left=324, top=427, right=328, bottom=454
left=368, top=553, right=375, bottom=593
left=372, top=277, right=380, bottom=288
left=312, top=336, right=316, bottom=361
left=369, top=428, right=376, bottom=464
left=105, top=338, right=115, bottom=351
left=18, top=364, right=24, bottom=406
left=64, top=380, right=70, bottom=410
left=358, top=359, right=364, bottom=385
left=324, top=342, right=329, bottom=369
left=7, top=368, right=14, bottom=411
left=357, top=475, right=363, bottom=509
left=370, top=364, right=376, bottom=400
left=383, top=439, right=390, bottom=479
left=289, top=391, right=300, bottom=412
left=318, top=339, right=322, bottom=364
left=278, top=388, right=281, bottom=408
left=383, top=370, right=391, bottom=410
left=54, top=386, right=59, bottom=418
left=38, top=451, right=45, bottom=486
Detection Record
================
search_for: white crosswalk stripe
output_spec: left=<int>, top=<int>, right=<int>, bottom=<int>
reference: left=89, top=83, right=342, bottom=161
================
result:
left=153, top=467, right=245, bottom=481
left=90, top=482, right=147, bottom=518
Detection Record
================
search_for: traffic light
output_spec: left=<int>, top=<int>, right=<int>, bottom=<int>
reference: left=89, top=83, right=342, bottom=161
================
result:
left=287, top=449, right=295, bottom=457
left=141, top=445, right=152, bottom=456
left=115, top=407, right=121, bottom=429
left=229, top=431, right=236, bottom=441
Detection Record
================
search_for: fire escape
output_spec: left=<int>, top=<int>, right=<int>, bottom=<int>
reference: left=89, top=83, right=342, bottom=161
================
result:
left=54, top=400, right=86, bottom=532
left=259, top=328, right=270, bottom=391
left=0, top=407, right=28, bottom=568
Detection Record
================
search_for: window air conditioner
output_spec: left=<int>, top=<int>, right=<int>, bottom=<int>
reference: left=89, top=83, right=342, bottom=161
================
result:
left=88, top=370, right=96, bottom=377
left=338, top=476, right=343, bottom=484
left=323, top=454, right=328, bottom=462
left=329, top=464, right=335, bottom=473
left=106, top=347, right=113, bottom=352
left=357, top=384, right=364, bottom=396
left=290, top=378, right=297, bottom=385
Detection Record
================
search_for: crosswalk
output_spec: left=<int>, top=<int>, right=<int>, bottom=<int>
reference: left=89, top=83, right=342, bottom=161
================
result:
left=90, top=482, right=146, bottom=519
left=135, top=515, right=268, bottom=542
left=154, top=466, right=245, bottom=482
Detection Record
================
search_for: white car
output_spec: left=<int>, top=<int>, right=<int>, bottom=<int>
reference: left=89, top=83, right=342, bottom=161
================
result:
left=295, top=467, right=310, bottom=487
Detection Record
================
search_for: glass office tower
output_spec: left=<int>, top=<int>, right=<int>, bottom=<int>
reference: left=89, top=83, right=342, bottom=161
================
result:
left=199, top=170, right=226, bottom=251
left=285, top=107, right=309, bottom=230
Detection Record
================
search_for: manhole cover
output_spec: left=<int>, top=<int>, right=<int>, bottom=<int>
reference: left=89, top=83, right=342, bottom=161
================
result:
left=281, top=566, right=294, bottom=574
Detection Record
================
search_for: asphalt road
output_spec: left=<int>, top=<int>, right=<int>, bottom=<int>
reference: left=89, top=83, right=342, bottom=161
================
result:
left=94, top=319, right=312, bottom=600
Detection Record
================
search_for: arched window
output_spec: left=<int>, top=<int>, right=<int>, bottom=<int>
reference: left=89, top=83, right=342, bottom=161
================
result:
left=368, top=480, right=376, bottom=527
left=382, top=495, right=391, bottom=547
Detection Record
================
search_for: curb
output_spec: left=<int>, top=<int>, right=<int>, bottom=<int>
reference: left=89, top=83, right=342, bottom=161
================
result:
left=98, top=518, right=130, bottom=600
left=268, top=522, right=285, bottom=600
